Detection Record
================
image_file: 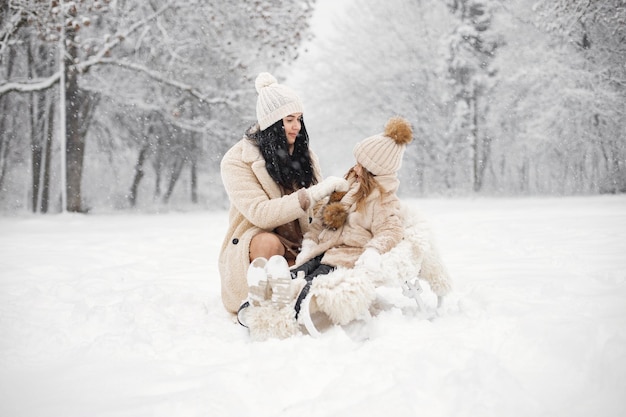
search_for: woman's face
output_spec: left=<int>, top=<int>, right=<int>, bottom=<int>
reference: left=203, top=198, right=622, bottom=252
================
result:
left=282, top=113, right=302, bottom=153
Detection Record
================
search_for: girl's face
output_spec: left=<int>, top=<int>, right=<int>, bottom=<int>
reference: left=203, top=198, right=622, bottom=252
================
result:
left=282, top=113, right=302, bottom=154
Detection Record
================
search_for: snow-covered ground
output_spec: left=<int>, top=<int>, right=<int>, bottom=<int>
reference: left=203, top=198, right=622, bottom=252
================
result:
left=1, top=196, right=625, bottom=417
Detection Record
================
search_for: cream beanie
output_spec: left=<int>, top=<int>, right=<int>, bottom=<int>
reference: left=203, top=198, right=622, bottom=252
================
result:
left=255, top=72, right=304, bottom=131
left=353, top=117, right=413, bottom=176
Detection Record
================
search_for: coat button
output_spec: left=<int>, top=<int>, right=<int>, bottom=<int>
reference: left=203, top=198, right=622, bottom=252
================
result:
left=309, top=217, right=312, bottom=223
left=232, top=238, right=239, bottom=245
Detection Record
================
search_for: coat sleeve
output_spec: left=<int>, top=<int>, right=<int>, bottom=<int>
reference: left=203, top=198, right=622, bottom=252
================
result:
left=221, top=143, right=308, bottom=231
left=366, top=194, right=403, bottom=254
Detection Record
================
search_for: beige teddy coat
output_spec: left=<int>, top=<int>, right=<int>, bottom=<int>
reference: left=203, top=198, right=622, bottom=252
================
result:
left=297, top=174, right=404, bottom=269
left=219, top=137, right=322, bottom=314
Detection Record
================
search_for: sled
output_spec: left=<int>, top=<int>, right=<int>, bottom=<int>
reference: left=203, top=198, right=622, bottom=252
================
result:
left=241, top=204, right=452, bottom=340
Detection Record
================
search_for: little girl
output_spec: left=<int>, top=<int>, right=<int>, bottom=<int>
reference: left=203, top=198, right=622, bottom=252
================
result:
left=289, top=116, right=412, bottom=315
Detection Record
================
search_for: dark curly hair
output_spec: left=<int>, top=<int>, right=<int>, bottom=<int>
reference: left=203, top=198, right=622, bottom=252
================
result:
left=247, top=118, right=317, bottom=191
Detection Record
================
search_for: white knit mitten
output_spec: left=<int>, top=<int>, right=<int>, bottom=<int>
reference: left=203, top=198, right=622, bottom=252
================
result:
left=307, top=177, right=349, bottom=204
left=355, top=248, right=382, bottom=272
left=295, top=238, right=316, bottom=265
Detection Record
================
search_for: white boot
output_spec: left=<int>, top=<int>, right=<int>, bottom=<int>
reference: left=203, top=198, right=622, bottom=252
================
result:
left=247, top=257, right=269, bottom=307
left=245, top=255, right=301, bottom=340
left=266, top=255, right=292, bottom=308
left=237, top=257, right=269, bottom=327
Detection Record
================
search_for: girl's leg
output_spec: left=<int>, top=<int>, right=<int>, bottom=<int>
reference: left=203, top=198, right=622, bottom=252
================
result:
left=294, top=263, right=335, bottom=316
left=290, top=254, right=323, bottom=279
left=306, top=264, right=335, bottom=281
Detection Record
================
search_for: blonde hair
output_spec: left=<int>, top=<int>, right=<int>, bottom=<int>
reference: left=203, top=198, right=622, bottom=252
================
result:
left=345, top=166, right=385, bottom=212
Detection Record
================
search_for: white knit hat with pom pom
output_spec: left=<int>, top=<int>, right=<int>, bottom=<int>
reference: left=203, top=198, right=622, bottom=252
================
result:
left=353, top=116, right=413, bottom=176
left=255, top=72, right=304, bottom=130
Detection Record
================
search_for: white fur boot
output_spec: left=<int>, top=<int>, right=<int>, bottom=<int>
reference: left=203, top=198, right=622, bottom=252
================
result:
left=308, top=268, right=377, bottom=326
left=247, top=257, right=269, bottom=306
left=242, top=255, right=303, bottom=341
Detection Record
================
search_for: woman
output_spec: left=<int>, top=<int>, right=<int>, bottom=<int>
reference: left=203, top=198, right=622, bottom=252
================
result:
left=219, top=72, right=348, bottom=315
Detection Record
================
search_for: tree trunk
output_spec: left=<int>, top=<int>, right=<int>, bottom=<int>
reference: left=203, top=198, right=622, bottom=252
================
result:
left=0, top=94, right=11, bottom=191
left=27, top=40, right=57, bottom=213
left=30, top=107, right=43, bottom=212
left=520, top=157, right=528, bottom=193
left=190, top=135, right=198, bottom=204
left=163, top=158, right=185, bottom=203
left=469, top=96, right=481, bottom=192
left=64, top=25, right=85, bottom=213
left=0, top=47, right=15, bottom=191
left=190, top=158, right=198, bottom=204
left=63, top=28, right=100, bottom=213
left=129, top=143, right=150, bottom=207
left=39, top=91, right=55, bottom=213
left=470, top=93, right=492, bottom=193
left=153, top=134, right=163, bottom=200
left=27, top=40, right=43, bottom=212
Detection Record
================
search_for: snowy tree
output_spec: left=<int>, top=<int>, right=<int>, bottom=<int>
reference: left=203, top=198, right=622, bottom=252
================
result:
left=1, top=0, right=175, bottom=212
left=290, top=0, right=624, bottom=196
left=479, top=0, right=626, bottom=194
left=0, top=0, right=316, bottom=212
left=289, top=0, right=508, bottom=195
left=530, top=0, right=626, bottom=193
left=287, top=0, right=456, bottom=194
left=444, top=0, right=502, bottom=192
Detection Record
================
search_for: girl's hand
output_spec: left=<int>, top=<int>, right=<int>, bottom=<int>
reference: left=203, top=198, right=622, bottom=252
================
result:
left=355, top=248, right=381, bottom=272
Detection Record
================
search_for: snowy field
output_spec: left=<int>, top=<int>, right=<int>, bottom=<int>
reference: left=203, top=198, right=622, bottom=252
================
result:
left=1, top=196, right=625, bottom=417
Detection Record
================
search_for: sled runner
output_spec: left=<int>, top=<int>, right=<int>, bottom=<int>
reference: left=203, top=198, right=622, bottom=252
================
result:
left=238, top=204, right=452, bottom=341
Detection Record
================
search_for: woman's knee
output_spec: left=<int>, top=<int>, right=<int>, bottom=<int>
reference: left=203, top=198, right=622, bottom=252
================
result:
left=249, top=232, right=284, bottom=261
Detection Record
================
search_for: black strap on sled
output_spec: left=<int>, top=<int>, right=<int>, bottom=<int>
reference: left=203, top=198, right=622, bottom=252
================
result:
left=237, top=301, right=250, bottom=327
left=294, top=281, right=312, bottom=319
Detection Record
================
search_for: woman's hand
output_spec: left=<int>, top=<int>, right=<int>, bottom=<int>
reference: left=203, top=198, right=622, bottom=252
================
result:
left=307, top=176, right=349, bottom=204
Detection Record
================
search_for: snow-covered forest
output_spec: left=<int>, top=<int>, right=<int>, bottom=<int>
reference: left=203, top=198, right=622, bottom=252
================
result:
left=1, top=0, right=625, bottom=213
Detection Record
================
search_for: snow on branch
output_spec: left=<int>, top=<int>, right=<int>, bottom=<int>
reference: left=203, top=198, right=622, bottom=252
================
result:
left=95, top=58, right=233, bottom=105
left=0, top=5, right=27, bottom=56
left=76, top=0, right=176, bottom=73
left=0, top=73, right=61, bottom=95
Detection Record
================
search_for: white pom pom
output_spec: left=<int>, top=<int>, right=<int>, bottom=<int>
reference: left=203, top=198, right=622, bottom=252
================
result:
left=255, top=72, right=277, bottom=93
